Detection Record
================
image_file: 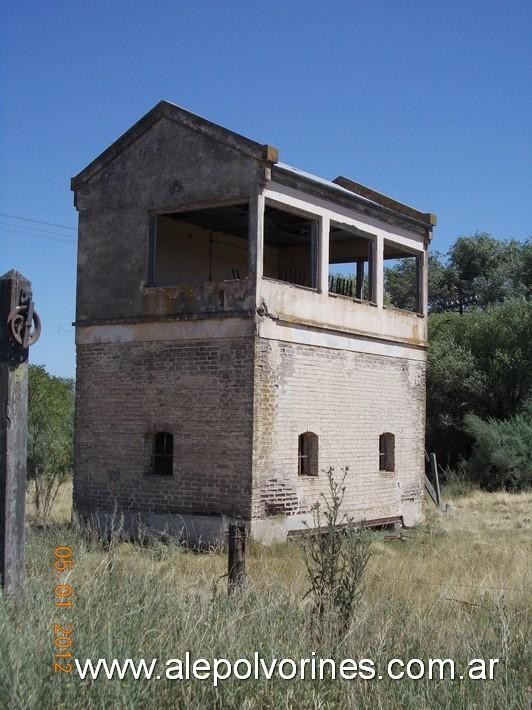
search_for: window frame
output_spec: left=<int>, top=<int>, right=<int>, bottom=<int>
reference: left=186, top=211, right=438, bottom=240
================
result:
left=148, top=430, right=174, bottom=476
left=263, top=198, right=321, bottom=291
left=379, top=432, right=395, bottom=473
left=298, top=431, right=319, bottom=477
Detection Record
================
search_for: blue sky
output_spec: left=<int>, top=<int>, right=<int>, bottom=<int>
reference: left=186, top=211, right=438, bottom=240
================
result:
left=1, top=0, right=530, bottom=377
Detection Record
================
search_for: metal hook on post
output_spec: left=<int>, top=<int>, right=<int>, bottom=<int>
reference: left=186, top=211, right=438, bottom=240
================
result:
left=7, top=302, right=41, bottom=349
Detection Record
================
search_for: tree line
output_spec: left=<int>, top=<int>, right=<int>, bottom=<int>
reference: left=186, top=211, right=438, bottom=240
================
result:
left=385, top=233, right=531, bottom=490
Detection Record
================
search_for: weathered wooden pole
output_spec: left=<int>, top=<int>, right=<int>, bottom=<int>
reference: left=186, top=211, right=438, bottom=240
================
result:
left=227, top=521, right=246, bottom=594
left=0, top=270, right=40, bottom=595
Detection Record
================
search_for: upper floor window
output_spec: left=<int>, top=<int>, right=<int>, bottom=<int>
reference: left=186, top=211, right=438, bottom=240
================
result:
left=329, top=223, right=376, bottom=303
left=263, top=203, right=319, bottom=289
left=383, top=241, right=423, bottom=314
left=298, top=431, right=319, bottom=476
left=379, top=432, right=395, bottom=472
left=149, top=203, right=249, bottom=286
left=151, top=431, right=174, bottom=476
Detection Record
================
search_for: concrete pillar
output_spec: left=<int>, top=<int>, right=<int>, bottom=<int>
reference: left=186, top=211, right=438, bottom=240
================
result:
left=248, top=189, right=265, bottom=297
left=374, top=234, right=384, bottom=307
left=318, top=215, right=330, bottom=295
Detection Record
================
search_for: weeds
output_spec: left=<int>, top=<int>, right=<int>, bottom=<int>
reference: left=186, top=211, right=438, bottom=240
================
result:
left=300, top=468, right=372, bottom=630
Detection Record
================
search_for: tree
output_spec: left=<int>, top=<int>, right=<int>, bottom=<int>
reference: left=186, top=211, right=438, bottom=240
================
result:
left=27, top=365, right=74, bottom=519
left=427, top=299, right=532, bottom=467
left=384, top=233, right=530, bottom=314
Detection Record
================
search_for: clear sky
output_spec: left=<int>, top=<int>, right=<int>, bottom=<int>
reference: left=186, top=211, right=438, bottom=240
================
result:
left=1, top=0, right=530, bottom=377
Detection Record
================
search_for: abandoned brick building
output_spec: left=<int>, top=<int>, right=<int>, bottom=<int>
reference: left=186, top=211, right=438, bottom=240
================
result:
left=71, top=100, right=436, bottom=543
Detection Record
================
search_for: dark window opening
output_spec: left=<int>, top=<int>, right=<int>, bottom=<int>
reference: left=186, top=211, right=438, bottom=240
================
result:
left=151, top=431, right=174, bottom=476
left=379, top=432, right=395, bottom=472
left=298, top=432, right=319, bottom=476
left=383, top=241, right=422, bottom=313
left=329, top=224, right=375, bottom=302
left=150, top=204, right=249, bottom=286
left=263, top=204, right=319, bottom=288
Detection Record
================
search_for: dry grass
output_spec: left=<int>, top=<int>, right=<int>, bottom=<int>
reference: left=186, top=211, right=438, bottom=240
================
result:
left=39, top=480, right=531, bottom=610
left=0, top=481, right=529, bottom=709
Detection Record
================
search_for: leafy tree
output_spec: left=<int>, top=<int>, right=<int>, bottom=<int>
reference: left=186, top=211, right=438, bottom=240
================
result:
left=384, top=233, right=530, bottom=313
left=27, top=365, right=74, bottom=519
left=446, top=233, right=528, bottom=308
left=427, top=299, right=532, bottom=468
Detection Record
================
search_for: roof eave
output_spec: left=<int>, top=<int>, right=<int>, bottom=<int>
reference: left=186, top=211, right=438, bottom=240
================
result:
left=271, top=164, right=436, bottom=234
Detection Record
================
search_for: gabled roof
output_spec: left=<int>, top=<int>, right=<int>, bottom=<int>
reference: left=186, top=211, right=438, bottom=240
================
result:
left=71, top=100, right=435, bottom=229
left=71, top=100, right=279, bottom=190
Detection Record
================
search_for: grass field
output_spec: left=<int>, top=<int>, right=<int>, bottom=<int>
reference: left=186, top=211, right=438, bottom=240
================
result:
left=1, top=481, right=530, bottom=709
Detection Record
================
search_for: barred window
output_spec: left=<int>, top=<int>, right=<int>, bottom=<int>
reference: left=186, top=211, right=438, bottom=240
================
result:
left=151, top=431, right=174, bottom=476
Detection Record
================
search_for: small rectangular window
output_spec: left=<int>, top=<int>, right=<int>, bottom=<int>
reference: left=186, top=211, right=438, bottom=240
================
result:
left=298, top=432, right=319, bottom=476
left=379, top=433, right=395, bottom=472
left=151, top=431, right=174, bottom=476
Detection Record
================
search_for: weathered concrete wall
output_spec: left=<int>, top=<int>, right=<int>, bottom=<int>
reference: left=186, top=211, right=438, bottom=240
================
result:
left=73, top=332, right=255, bottom=522
left=251, top=335, right=426, bottom=541
left=75, top=116, right=264, bottom=323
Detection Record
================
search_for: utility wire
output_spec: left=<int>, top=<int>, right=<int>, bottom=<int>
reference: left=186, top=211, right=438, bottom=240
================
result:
left=1, top=225, right=77, bottom=245
left=0, top=219, right=77, bottom=241
left=0, top=211, right=76, bottom=231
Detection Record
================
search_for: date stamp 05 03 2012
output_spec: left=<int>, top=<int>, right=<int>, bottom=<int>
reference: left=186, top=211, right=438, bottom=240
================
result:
left=52, top=546, right=74, bottom=674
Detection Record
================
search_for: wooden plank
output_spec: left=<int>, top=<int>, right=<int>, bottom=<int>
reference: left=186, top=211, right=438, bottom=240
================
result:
left=429, top=453, right=441, bottom=507
left=424, top=474, right=439, bottom=506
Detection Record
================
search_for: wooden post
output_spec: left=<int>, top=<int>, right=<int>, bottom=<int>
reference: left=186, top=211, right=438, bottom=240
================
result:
left=0, top=270, right=40, bottom=595
left=227, top=521, right=246, bottom=594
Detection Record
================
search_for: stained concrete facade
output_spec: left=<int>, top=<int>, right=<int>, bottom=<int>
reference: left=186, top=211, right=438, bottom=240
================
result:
left=72, top=100, right=435, bottom=544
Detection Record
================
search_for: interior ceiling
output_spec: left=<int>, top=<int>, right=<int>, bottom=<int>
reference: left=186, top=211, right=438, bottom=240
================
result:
left=169, top=204, right=250, bottom=240
left=166, top=206, right=416, bottom=257
left=167, top=204, right=315, bottom=247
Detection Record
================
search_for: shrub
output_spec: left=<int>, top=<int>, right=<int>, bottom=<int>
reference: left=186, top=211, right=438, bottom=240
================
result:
left=464, top=413, right=532, bottom=490
left=300, top=467, right=372, bottom=629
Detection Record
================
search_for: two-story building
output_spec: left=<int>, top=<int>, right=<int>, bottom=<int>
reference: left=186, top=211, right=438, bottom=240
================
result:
left=71, top=100, right=435, bottom=543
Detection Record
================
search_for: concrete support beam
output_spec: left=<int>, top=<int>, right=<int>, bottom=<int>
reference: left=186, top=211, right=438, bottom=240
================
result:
left=375, top=234, right=384, bottom=308
left=248, top=189, right=265, bottom=292
left=318, top=215, right=330, bottom=295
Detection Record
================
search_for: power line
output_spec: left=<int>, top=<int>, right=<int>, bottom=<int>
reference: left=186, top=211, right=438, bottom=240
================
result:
left=0, top=225, right=77, bottom=245
left=0, top=219, right=77, bottom=241
left=0, top=211, right=76, bottom=232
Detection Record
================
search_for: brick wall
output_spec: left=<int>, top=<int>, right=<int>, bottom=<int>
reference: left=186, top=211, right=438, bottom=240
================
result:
left=74, top=336, right=254, bottom=519
left=74, top=331, right=425, bottom=532
left=252, top=338, right=426, bottom=524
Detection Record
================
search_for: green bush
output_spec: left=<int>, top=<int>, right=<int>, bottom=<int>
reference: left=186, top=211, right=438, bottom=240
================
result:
left=464, top=413, right=532, bottom=490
